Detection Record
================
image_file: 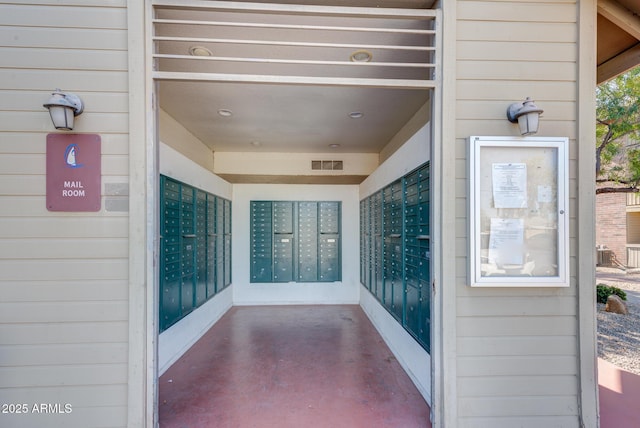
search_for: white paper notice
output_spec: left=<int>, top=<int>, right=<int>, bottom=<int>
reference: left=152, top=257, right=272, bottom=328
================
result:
left=492, top=163, right=527, bottom=208
left=488, top=218, right=524, bottom=266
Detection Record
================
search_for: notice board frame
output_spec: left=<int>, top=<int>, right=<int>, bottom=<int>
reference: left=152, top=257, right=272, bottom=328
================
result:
left=469, top=136, right=569, bottom=287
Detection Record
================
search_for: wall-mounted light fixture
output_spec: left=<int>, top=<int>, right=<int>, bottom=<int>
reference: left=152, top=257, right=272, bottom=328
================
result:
left=43, top=89, right=84, bottom=131
left=506, top=97, right=543, bottom=136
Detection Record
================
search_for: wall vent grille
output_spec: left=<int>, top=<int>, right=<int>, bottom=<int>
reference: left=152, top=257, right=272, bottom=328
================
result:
left=312, top=160, right=343, bottom=171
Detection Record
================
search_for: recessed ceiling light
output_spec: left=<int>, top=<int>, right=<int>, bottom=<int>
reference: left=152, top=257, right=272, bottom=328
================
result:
left=329, top=144, right=341, bottom=148
left=349, top=111, right=364, bottom=119
left=189, top=46, right=212, bottom=57
left=217, top=109, right=233, bottom=117
left=350, top=50, right=372, bottom=63
left=251, top=141, right=262, bottom=147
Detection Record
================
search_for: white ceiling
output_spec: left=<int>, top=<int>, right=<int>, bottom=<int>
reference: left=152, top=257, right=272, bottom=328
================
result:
left=155, top=0, right=640, bottom=156
left=155, top=0, right=436, bottom=154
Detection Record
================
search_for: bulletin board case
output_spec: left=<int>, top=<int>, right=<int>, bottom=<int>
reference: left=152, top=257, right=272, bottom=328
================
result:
left=469, top=136, right=569, bottom=287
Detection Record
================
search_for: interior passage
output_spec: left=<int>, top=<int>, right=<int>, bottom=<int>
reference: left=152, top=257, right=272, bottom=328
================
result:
left=159, top=305, right=431, bottom=427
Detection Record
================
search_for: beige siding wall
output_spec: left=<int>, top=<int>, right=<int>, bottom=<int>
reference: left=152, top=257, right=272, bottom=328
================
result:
left=454, top=1, right=588, bottom=426
left=0, top=2, right=130, bottom=427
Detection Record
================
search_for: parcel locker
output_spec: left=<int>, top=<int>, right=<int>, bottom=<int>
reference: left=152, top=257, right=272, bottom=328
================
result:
left=273, top=235, right=294, bottom=282
left=319, top=234, right=340, bottom=281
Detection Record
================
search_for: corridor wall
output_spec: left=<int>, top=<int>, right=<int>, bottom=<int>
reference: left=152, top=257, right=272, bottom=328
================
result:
left=359, top=123, right=431, bottom=403
left=158, top=142, right=233, bottom=374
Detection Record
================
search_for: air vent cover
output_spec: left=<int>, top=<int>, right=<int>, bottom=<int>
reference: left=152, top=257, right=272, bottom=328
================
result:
left=312, top=160, right=343, bottom=171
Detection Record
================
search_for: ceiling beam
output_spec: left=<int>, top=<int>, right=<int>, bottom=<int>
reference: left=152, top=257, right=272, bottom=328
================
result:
left=153, top=0, right=437, bottom=19
left=597, top=43, right=640, bottom=84
left=598, top=0, right=640, bottom=40
left=154, top=71, right=435, bottom=89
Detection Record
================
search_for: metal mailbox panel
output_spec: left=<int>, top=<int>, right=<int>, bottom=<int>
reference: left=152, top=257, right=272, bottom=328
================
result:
left=319, top=234, right=340, bottom=281
left=160, top=175, right=232, bottom=332
left=298, top=202, right=319, bottom=281
left=273, top=201, right=293, bottom=234
left=319, top=201, right=340, bottom=234
left=363, top=199, right=372, bottom=289
left=405, top=284, right=420, bottom=338
left=358, top=163, right=430, bottom=352
left=251, top=200, right=341, bottom=283
left=273, top=235, right=294, bottom=282
left=251, top=201, right=273, bottom=282
left=161, top=279, right=181, bottom=330
left=224, top=233, right=232, bottom=286
left=181, top=275, right=194, bottom=315
left=360, top=199, right=366, bottom=286
left=391, top=279, right=403, bottom=321
left=299, top=256, right=318, bottom=281
left=419, top=282, right=431, bottom=351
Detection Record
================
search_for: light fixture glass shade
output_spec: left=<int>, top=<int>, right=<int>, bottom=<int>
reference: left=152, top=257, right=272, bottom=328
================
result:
left=517, top=112, right=539, bottom=135
left=43, top=89, right=84, bottom=130
left=506, top=97, right=543, bottom=136
left=48, top=105, right=75, bottom=130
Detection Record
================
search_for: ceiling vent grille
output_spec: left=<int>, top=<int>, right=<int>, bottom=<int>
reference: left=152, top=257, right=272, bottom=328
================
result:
left=312, top=160, right=343, bottom=171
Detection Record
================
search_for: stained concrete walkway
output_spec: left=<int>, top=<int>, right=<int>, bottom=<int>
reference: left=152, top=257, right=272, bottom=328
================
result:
left=158, top=303, right=638, bottom=426
left=159, top=305, right=431, bottom=427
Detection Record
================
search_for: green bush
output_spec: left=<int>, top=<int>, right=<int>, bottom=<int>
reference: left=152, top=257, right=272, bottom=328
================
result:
left=596, top=284, right=627, bottom=304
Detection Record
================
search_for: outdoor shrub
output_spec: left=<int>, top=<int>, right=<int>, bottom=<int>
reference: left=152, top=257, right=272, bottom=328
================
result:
left=596, top=284, right=627, bottom=304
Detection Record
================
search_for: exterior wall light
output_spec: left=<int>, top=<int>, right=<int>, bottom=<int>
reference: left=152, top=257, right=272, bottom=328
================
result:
left=43, top=89, right=84, bottom=130
left=506, top=97, right=543, bottom=135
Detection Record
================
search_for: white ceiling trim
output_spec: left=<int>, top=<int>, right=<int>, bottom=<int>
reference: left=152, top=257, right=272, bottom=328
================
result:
left=153, top=71, right=436, bottom=89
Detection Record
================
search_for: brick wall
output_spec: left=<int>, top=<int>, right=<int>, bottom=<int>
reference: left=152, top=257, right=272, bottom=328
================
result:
left=595, top=192, right=627, bottom=265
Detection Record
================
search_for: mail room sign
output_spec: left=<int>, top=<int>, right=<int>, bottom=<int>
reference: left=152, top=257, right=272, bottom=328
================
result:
left=46, top=133, right=101, bottom=212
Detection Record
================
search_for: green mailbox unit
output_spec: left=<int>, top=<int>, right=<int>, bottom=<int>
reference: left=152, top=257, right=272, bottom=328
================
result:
left=250, top=201, right=342, bottom=283
left=360, top=162, right=430, bottom=352
left=159, top=175, right=232, bottom=332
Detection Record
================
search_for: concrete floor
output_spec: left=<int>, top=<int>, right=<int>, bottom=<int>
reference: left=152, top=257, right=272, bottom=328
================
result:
left=159, top=305, right=431, bottom=427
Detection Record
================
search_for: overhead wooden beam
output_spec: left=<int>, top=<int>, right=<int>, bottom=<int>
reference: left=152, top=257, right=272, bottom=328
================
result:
left=153, top=71, right=435, bottom=89
left=154, top=54, right=434, bottom=69
left=153, top=0, right=437, bottom=20
left=598, top=0, right=640, bottom=40
left=597, top=43, right=640, bottom=84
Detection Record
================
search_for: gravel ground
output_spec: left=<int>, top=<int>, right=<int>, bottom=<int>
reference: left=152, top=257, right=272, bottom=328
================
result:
left=596, top=267, right=640, bottom=375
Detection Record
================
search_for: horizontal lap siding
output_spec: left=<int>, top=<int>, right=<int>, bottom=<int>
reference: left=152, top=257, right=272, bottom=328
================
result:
left=0, top=2, right=129, bottom=427
left=455, top=1, right=580, bottom=426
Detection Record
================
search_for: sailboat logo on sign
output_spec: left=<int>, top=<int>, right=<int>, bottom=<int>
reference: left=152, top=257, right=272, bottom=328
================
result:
left=64, top=144, right=83, bottom=169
